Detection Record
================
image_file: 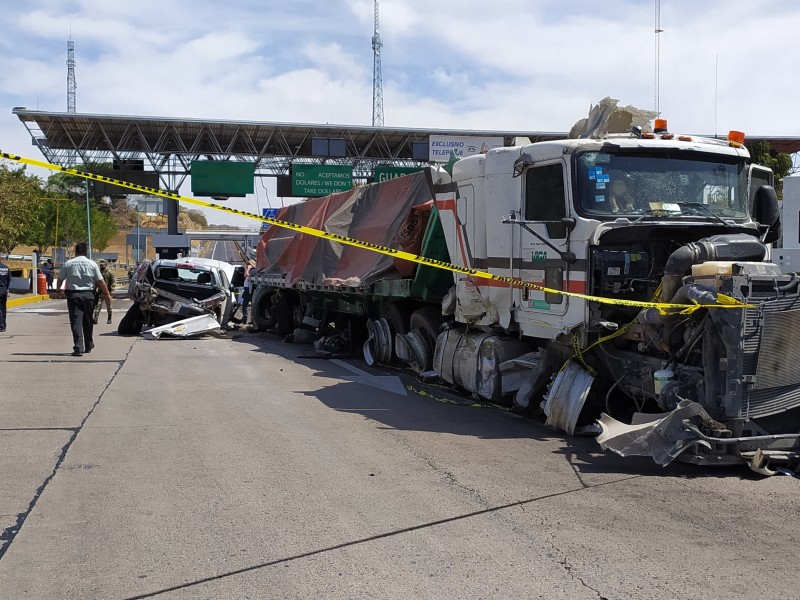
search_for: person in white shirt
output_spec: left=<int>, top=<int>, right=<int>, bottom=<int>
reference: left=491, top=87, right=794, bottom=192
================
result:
left=56, top=242, right=112, bottom=357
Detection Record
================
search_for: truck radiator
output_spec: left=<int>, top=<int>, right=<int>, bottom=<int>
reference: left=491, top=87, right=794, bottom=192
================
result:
left=741, top=297, right=800, bottom=419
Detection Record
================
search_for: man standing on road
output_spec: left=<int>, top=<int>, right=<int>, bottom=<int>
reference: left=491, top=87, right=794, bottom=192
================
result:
left=57, top=242, right=112, bottom=356
left=0, top=258, right=10, bottom=332
left=92, top=260, right=115, bottom=324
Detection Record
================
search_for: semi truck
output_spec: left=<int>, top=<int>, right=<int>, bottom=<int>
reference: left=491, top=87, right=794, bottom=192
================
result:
left=249, top=118, right=800, bottom=473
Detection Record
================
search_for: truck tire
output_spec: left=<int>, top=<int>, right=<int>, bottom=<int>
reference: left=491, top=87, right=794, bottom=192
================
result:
left=118, top=303, right=144, bottom=336
left=381, top=302, right=414, bottom=336
left=409, top=305, right=445, bottom=352
left=379, top=302, right=416, bottom=364
left=250, top=287, right=275, bottom=332
left=274, top=292, right=295, bottom=338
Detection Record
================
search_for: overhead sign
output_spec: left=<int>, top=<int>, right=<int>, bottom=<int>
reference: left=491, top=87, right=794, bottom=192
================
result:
left=429, top=135, right=504, bottom=163
left=373, top=166, right=423, bottom=182
left=191, top=161, right=255, bottom=197
left=292, top=165, right=353, bottom=197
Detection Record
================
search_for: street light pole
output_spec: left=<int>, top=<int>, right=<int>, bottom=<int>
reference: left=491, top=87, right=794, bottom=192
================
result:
left=85, top=180, right=92, bottom=259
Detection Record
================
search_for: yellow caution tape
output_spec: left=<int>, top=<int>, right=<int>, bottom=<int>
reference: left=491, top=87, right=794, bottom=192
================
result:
left=0, top=150, right=752, bottom=312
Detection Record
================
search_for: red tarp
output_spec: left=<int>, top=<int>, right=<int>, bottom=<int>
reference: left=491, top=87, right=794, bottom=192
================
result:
left=255, top=170, right=436, bottom=287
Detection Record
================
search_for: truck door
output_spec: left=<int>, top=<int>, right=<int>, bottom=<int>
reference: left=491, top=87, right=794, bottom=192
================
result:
left=513, top=161, right=570, bottom=320
left=452, top=183, right=488, bottom=319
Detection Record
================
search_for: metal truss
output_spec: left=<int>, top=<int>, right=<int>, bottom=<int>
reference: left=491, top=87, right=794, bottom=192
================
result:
left=14, top=110, right=560, bottom=188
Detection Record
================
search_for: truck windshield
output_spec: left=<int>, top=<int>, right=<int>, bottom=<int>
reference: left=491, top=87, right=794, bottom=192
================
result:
left=575, top=150, right=747, bottom=220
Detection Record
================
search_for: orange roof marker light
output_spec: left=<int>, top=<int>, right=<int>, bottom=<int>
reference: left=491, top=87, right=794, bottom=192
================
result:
left=728, top=130, right=746, bottom=148
left=654, top=118, right=669, bottom=133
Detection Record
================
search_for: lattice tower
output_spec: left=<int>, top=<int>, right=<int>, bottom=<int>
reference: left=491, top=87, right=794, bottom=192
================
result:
left=371, top=0, right=384, bottom=127
left=67, top=40, right=77, bottom=113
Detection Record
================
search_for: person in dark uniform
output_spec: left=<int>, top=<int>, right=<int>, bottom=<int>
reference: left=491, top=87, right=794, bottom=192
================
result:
left=0, top=258, right=10, bottom=332
left=57, top=242, right=112, bottom=356
left=42, top=259, right=55, bottom=290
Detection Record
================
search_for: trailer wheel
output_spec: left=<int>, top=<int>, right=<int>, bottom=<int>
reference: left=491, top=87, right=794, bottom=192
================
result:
left=274, top=292, right=295, bottom=338
left=118, top=303, right=144, bottom=336
left=251, top=287, right=275, bottom=332
left=381, top=302, right=414, bottom=336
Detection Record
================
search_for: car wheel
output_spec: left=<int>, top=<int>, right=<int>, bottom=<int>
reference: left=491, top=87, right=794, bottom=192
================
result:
left=118, top=303, right=144, bottom=336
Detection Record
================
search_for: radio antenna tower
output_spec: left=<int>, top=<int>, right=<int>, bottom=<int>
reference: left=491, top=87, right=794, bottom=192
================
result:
left=67, top=39, right=77, bottom=113
left=371, top=0, right=384, bottom=127
left=654, top=0, right=662, bottom=112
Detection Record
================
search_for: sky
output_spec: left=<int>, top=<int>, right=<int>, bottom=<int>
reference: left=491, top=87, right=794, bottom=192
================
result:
left=0, top=0, right=798, bottom=226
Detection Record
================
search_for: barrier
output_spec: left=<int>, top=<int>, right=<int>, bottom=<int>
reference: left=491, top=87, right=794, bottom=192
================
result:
left=37, top=273, right=47, bottom=295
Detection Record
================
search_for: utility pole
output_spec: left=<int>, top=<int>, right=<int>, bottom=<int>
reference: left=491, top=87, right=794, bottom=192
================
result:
left=371, top=0, right=385, bottom=127
left=654, top=0, right=662, bottom=113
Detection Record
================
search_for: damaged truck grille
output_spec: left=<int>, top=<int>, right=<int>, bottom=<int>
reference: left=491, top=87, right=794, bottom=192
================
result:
left=741, top=297, right=800, bottom=419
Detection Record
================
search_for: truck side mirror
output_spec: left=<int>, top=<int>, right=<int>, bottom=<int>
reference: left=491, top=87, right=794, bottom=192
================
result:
left=513, top=153, right=534, bottom=178
left=560, top=218, right=576, bottom=231
left=753, top=185, right=781, bottom=244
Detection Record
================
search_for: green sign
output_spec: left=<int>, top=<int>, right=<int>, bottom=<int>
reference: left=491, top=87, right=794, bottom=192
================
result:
left=292, top=165, right=353, bottom=197
left=373, top=166, right=423, bottom=182
left=191, top=161, right=255, bottom=197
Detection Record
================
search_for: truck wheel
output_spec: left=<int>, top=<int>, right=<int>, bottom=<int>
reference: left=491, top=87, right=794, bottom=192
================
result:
left=379, top=302, right=416, bottom=364
left=118, top=303, right=144, bottom=336
left=251, top=287, right=275, bottom=332
left=410, top=305, right=444, bottom=353
left=275, top=292, right=295, bottom=338
left=381, top=302, right=414, bottom=336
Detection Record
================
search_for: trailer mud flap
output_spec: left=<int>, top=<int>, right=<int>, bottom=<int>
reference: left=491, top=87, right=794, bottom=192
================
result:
left=596, top=400, right=715, bottom=466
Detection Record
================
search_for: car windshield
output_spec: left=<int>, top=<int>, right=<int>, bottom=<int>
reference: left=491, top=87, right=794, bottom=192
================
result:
left=154, top=265, right=215, bottom=285
left=575, top=150, right=748, bottom=220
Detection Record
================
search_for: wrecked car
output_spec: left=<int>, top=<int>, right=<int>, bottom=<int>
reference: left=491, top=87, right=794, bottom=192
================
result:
left=118, top=258, right=236, bottom=336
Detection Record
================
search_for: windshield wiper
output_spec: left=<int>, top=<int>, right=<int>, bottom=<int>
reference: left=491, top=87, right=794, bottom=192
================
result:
left=674, top=202, right=728, bottom=226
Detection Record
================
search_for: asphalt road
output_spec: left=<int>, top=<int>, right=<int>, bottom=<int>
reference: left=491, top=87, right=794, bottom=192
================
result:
left=0, top=297, right=798, bottom=599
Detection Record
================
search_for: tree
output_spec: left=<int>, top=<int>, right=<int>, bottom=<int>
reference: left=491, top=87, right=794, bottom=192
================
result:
left=44, top=170, right=117, bottom=252
left=0, top=163, right=43, bottom=253
left=89, top=208, right=116, bottom=251
left=183, top=208, right=208, bottom=228
left=749, top=141, right=792, bottom=197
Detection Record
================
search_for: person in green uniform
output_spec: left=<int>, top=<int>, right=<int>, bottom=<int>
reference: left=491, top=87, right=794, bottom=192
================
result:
left=93, top=260, right=116, bottom=324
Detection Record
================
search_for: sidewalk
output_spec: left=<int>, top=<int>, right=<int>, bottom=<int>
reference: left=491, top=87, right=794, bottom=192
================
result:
left=7, top=291, right=53, bottom=308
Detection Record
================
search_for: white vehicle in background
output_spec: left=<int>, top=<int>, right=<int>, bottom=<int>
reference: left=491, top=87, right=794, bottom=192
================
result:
left=774, top=174, right=800, bottom=272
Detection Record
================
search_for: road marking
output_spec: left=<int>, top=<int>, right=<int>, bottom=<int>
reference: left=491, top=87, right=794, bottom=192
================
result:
left=331, top=359, right=407, bottom=396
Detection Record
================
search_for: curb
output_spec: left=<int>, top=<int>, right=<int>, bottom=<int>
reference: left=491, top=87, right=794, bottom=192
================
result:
left=7, top=295, right=53, bottom=308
